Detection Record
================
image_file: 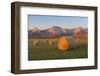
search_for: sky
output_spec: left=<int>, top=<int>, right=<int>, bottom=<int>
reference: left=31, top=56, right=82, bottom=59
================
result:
left=28, top=15, right=88, bottom=30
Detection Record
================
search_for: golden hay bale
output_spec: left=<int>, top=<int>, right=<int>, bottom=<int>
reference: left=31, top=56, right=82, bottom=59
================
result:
left=57, top=36, right=69, bottom=51
left=47, top=39, right=52, bottom=46
left=57, top=36, right=78, bottom=52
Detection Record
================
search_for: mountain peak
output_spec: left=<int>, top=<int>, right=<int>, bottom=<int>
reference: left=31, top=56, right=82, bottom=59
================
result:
left=31, top=27, right=40, bottom=32
left=47, top=26, right=66, bottom=35
left=74, top=26, right=87, bottom=35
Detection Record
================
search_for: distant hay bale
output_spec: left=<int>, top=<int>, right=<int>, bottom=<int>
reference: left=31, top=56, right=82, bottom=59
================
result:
left=47, top=39, right=52, bottom=46
left=33, top=40, right=40, bottom=46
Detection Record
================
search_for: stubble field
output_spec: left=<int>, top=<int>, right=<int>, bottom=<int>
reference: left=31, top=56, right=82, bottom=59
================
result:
left=28, top=36, right=88, bottom=60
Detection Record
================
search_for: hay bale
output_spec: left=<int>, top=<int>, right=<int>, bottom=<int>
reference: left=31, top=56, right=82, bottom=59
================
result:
left=57, top=36, right=78, bottom=51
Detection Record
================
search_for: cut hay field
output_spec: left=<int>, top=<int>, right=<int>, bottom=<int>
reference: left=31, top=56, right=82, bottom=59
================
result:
left=28, top=36, right=88, bottom=60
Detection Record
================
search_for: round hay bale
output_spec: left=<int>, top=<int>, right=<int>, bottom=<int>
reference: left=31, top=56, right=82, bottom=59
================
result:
left=57, top=36, right=69, bottom=51
left=57, top=36, right=78, bottom=52
left=67, top=37, right=78, bottom=49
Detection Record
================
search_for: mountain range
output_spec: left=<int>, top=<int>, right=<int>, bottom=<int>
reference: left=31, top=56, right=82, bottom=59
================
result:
left=28, top=26, right=88, bottom=37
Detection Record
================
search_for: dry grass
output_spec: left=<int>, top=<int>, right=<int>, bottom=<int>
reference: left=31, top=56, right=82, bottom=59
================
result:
left=28, top=35, right=88, bottom=60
